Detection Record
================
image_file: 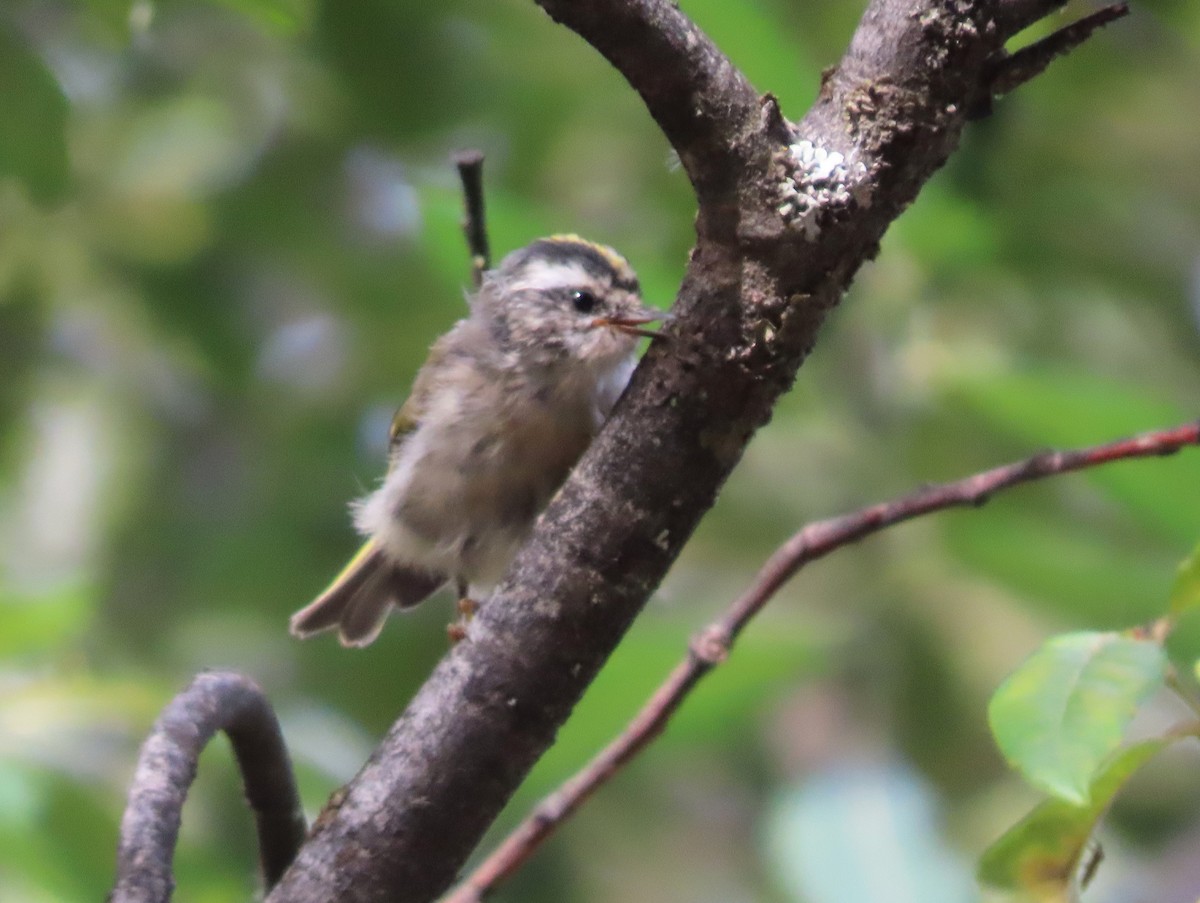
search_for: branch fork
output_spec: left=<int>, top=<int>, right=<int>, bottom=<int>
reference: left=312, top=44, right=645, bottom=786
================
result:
left=108, top=0, right=1143, bottom=900
left=264, top=1, right=1139, bottom=899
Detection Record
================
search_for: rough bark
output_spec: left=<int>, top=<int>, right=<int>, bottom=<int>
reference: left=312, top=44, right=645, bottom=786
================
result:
left=266, top=1, right=1121, bottom=900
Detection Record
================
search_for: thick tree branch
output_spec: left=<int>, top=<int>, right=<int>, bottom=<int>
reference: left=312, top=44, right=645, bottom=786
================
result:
left=267, top=1, right=1126, bottom=900
left=445, top=419, right=1200, bottom=902
left=110, top=671, right=306, bottom=903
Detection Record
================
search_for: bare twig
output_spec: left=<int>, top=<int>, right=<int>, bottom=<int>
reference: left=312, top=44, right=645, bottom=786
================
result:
left=453, top=149, right=490, bottom=286
left=445, top=420, right=1200, bottom=902
left=110, top=671, right=306, bottom=903
left=993, top=0, right=1071, bottom=40
left=988, top=3, right=1129, bottom=100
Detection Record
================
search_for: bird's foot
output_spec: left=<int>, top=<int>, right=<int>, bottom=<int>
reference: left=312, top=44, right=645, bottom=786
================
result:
left=447, top=596, right=479, bottom=644
left=457, top=596, right=479, bottom=619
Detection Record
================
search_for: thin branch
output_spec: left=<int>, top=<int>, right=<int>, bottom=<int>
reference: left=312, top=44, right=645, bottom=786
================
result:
left=452, top=149, right=490, bottom=286
left=992, top=0, right=1071, bottom=41
left=987, top=3, right=1129, bottom=100
left=445, top=420, right=1200, bottom=902
left=110, top=671, right=306, bottom=903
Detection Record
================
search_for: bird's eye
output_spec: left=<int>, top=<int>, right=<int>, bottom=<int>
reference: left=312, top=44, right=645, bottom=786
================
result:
left=571, top=290, right=598, bottom=314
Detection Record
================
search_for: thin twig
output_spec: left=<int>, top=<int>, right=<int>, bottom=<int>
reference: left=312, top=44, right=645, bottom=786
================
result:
left=444, top=420, right=1200, bottom=902
left=453, top=149, right=490, bottom=286
left=110, top=671, right=307, bottom=903
left=992, top=0, right=1071, bottom=41
left=989, top=3, right=1129, bottom=99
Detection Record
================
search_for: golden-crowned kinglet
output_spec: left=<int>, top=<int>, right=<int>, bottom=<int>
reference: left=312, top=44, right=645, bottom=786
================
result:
left=289, top=235, right=666, bottom=647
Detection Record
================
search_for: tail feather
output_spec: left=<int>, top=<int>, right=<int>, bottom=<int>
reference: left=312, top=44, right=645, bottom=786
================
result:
left=289, top=540, right=445, bottom=647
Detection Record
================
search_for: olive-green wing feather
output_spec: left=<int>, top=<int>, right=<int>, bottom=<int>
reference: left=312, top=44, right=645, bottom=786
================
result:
left=289, top=539, right=445, bottom=647
left=289, top=539, right=382, bottom=639
left=387, top=392, right=423, bottom=450
left=386, top=334, right=452, bottom=455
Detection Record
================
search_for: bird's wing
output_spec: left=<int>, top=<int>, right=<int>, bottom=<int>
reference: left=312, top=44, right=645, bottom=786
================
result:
left=289, top=538, right=445, bottom=646
left=386, top=334, right=451, bottom=456
left=387, top=390, right=424, bottom=450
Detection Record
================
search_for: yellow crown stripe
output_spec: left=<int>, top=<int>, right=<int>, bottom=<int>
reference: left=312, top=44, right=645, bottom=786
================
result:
left=543, top=233, right=633, bottom=278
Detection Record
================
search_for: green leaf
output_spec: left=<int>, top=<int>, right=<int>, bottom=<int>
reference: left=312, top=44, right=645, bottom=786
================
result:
left=1169, top=541, right=1200, bottom=616
left=0, top=25, right=69, bottom=202
left=979, top=739, right=1167, bottom=894
left=988, top=632, right=1167, bottom=804
left=1164, top=607, right=1200, bottom=680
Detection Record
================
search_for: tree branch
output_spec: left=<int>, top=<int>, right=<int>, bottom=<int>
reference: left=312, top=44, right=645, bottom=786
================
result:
left=986, top=3, right=1129, bottom=101
left=110, top=671, right=306, bottom=903
left=993, top=0, right=1070, bottom=41
left=266, top=1, right=1126, bottom=900
left=444, top=419, right=1200, bottom=901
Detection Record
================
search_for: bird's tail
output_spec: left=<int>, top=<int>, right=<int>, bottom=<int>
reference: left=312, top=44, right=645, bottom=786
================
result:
left=289, top=540, right=445, bottom=647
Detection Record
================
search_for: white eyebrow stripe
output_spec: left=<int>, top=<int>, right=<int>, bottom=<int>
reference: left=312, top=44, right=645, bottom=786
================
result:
left=508, top=261, right=598, bottom=293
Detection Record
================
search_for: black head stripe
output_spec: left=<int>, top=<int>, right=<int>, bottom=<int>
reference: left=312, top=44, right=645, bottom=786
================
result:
left=504, top=236, right=640, bottom=294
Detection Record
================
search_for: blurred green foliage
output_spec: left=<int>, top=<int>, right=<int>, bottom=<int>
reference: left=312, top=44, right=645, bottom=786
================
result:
left=0, top=1, right=1198, bottom=901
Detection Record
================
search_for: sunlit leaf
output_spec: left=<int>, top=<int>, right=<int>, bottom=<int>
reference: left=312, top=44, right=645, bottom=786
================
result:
left=978, top=739, right=1167, bottom=896
left=988, top=632, right=1166, bottom=803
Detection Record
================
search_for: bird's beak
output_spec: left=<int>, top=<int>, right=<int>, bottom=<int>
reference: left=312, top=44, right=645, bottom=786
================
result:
left=591, top=307, right=672, bottom=340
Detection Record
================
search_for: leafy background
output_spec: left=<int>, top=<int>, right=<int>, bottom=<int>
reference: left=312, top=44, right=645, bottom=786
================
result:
left=1, top=1, right=1198, bottom=901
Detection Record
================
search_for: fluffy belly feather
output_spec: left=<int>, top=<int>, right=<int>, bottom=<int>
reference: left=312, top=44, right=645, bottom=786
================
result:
left=356, top=399, right=595, bottom=587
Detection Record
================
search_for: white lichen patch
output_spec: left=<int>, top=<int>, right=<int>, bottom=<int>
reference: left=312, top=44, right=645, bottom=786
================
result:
left=776, top=139, right=868, bottom=241
left=533, top=594, right=562, bottom=619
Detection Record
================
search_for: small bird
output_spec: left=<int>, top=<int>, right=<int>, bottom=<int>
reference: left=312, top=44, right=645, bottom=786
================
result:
left=289, top=235, right=665, bottom=647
